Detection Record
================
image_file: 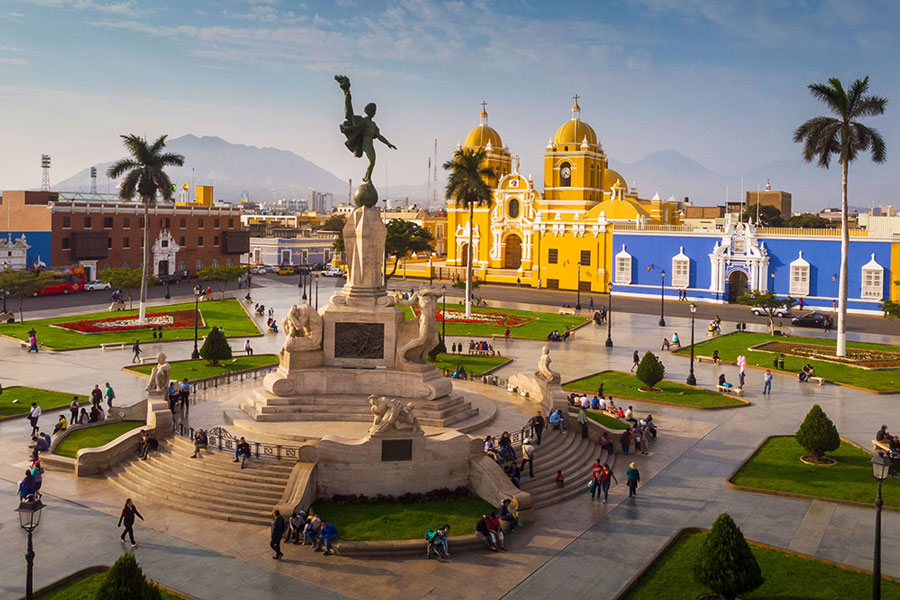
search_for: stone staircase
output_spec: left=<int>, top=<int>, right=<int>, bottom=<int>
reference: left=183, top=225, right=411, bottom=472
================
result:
left=106, top=436, right=293, bottom=527
left=517, top=428, right=611, bottom=509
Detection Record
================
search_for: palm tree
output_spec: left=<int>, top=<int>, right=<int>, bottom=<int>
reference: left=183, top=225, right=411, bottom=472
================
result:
left=793, top=77, right=886, bottom=356
left=443, top=148, right=495, bottom=317
left=107, top=135, right=185, bottom=323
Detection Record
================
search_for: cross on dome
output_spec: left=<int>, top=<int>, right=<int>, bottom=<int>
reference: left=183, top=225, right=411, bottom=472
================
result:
left=480, top=100, right=488, bottom=126
left=571, top=94, right=581, bottom=120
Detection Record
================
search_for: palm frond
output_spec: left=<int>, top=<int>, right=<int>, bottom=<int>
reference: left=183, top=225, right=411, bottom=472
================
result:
left=119, top=170, right=141, bottom=200
left=106, top=158, right=139, bottom=179
left=807, top=80, right=846, bottom=116
left=852, top=95, right=888, bottom=119
left=158, top=152, right=185, bottom=168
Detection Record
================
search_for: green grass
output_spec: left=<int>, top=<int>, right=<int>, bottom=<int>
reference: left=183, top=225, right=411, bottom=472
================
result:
left=0, top=299, right=259, bottom=350
left=0, top=386, right=87, bottom=418
left=404, top=302, right=588, bottom=340
left=678, top=332, right=900, bottom=392
left=54, top=421, right=144, bottom=458
left=429, top=352, right=510, bottom=376
left=312, top=496, right=495, bottom=541
left=564, top=370, right=744, bottom=408
left=126, top=353, right=279, bottom=382
left=38, top=570, right=187, bottom=600
left=621, top=530, right=900, bottom=600
left=731, top=436, right=900, bottom=507
left=567, top=407, right=630, bottom=430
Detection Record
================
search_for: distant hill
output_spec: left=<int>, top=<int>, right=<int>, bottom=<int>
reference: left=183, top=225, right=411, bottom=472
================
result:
left=609, top=150, right=729, bottom=204
left=54, top=134, right=347, bottom=203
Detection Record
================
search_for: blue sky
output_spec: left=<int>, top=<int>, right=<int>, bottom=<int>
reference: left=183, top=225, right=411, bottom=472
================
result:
left=1, top=0, right=898, bottom=206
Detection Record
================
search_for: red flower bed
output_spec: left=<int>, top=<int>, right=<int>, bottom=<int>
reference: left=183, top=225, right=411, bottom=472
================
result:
left=413, top=306, right=534, bottom=327
left=55, top=309, right=202, bottom=333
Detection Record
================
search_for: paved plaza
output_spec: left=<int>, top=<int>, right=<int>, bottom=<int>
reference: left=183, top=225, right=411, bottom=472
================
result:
left=2, top=278, right=900, bottom=599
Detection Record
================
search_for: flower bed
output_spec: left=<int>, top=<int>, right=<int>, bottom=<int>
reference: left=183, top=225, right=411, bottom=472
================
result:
left=751, top=341, right=900, bottom=369
left=413, top=306, right=534, bottom=327
left=53, top=309, right=203, bottom=334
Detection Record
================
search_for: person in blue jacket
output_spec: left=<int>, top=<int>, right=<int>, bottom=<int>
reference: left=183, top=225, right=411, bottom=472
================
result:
left=315, top=520, right=339, bottom=556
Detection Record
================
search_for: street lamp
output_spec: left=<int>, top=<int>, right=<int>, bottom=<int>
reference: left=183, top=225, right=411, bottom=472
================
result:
left=687, top=303, right=697, bottom=385
left=575, top=260, right=582, bottom=311
left=872, top=453, right=891, bottom=600
left=658, top=270, right=666, bottom=327
left=16, top=496, right=45, bottom=600
left=315, top=275, right=319, bottom=310
left=441, top=285, right=447, bottom=340
left=605, top=291, right=613, bottom=348
left=164, top=279, right=171, bottom=300
left=299, top=268, right=307, bottom=302
left=191, top=285, right=201, bottom=359
left=429, top=253, right=434, bottom=286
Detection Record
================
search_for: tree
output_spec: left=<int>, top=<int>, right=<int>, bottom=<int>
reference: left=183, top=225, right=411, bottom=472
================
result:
left=100, top=267, right=158, bottom=310
left=197, top=266, right=245, bottom=300
left=740, top=204, right=783, bottom=227
left=882, top=299, right=900, bottom=319
left=794, top=77, right=887, bottom=357
left=737, top=291, right=795, bottom=335
left=322, top=213, right=347, bottom=254
left=795, top=403, right=840, bottom=462
left=199, top=326, right=232, bottom=365
left=94, top=553, right=163, bottom=600
left=384, top=219, right=434, bottom=284
left=0, top=268, right=56, bottom=323
left=444, top=148, right=495, bottom=317
left=694, top=512, right=763, bottom=600
left=786, top=213, right=834, bottom=229
left=635, top=351, right=665, bottom=390
left=107, top=134, right=185, bottom=323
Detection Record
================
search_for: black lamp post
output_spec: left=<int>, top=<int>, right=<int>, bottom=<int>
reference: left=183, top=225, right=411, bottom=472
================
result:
left=687, top=302, right=697, bottom=385
left=872, top=453, right=891, bottom=600
left=441, top=285, right=447, bottom=340
left=315, top=275, right=319, bottom=310
left=575, top=260, right=582, bottom=311
left=191, top=285, right=201, bottom=359
left=299, top=268, right=307, bottom=302
left=164, top=279, right=171, bottom=300
left=2, top=289, right=7, bottom=313
left=16, top=496, right=45, bottom=600
left=605, top=291, right=613, bottom=347
left=429, top=254, right=434, bottom=286
left=658, top=270, right=666, bottom=327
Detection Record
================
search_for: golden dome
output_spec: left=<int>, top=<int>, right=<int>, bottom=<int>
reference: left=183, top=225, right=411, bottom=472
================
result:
left=464, top=107, right=503, bottom=149
left=553, top=98, right=598, bottom=147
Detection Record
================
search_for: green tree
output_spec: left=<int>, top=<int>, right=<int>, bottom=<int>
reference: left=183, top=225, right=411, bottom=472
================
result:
left=0, top=268, right=56, bottom=323
left=737, top=291, right=795, bottom=335
left=786, top=213, right=834, bottom=229
left=100, top=267, right=158, bottom=310
left=384, top=219, right=434, bottom=284
left=740, top=204, right=783, bottom=227
left=199, top=326, right=232, bottom=366
left=197, top=266, right=245, bottom=300
left=795, top=403, right=840, bottom=461
left=635, top=351, right=665, bottom=390
left=444, top=148, right=495, bottom=317
left=322, top=213, right=347, bottom=254
left=94, top=553, right=163, bottom=600
left=694, top=512, right=764, bottom=600
left=882, top=299, right=900, bottom=319
left=794, top=77, right=887, bottom=357
left=107, top=134, right=185, bottom=324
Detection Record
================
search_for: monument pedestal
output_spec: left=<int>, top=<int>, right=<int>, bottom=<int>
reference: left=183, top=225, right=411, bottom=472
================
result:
left=320, top=301, right=404, bottom=369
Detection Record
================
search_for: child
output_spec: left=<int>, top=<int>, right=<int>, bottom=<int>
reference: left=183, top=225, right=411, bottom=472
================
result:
left=555, top=470, right=565, bottom=487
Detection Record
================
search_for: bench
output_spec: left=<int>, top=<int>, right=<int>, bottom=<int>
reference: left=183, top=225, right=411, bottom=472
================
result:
left=697, top=356, right=718, bottom=364
left=717, top=384, right=744, bottom=396
left=558, top=308, right=576, bottom=315
left=808, top=376, right=825, bottom=386
left=873, top=439, right=892, bottom=454
left=706, top=330, right=720, bottom=338
left=232, top=348, right=249, bottom=355
left=100, top=342, right=127, bottom=351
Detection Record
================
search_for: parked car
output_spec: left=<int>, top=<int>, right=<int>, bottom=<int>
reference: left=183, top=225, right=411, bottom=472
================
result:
left=250, top=264, right=274, bottom=274
left=321, top=267, right=344, bottom=277
left=791, top=313, right=833, bottom=328
left=84, top=280, right=112, bottom=291
left=750, top=306, right=792, bottom=318
left=276, top=267, right=296, bottom=276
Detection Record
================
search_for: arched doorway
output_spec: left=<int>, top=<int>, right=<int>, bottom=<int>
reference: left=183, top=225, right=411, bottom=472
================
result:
left=459, top=243, right=469, bottom=266
left=727, top=270, right=748, bottom=303
left=504, top=235, right=522, bottom=269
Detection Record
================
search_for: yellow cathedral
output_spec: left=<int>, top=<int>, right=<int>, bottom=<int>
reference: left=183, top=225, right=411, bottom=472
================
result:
left=446, top=99, right=683, bottom=293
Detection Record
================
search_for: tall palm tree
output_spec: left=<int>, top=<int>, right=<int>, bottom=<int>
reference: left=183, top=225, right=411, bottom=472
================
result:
left=793, top=77, right=886, bottom=357
left=443, top=148, right=495, bottom=317
left=107, top=135, right=185, bottom=323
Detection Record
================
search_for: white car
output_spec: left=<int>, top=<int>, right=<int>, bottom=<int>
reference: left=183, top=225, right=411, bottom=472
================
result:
left=750, top=306, right=792, bottom=318
left=84, top=280, right=112, bottom=291
left=321, top=267, right=344, bottom=277
left=250, top=265, right=274, bottom=274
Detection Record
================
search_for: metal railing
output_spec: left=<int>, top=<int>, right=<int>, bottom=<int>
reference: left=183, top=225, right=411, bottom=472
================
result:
left=172, top=422, right=300, bottom=461
left=189, top=365, right=278, bottom=395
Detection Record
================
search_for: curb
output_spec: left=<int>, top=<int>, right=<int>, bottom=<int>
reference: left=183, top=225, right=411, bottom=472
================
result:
left=23, top=565, right=200, bottom=600
left=121, top=356, right=280, bottom=383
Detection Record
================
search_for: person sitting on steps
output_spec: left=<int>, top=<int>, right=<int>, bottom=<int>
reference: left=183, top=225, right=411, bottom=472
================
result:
left=233, top=437, right=251, bottom=468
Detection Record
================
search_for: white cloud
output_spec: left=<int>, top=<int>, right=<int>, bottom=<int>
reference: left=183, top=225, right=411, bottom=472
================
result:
left=0, top=57, right=27, bottom=65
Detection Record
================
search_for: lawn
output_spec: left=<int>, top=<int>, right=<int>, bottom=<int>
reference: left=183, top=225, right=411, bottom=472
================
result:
left=127, top=354, right=280, bottom=382
left=54, top=421, right=144, bottom=458
left=429, top=352, right=510, bottom=376
left=677, top=332, right=900, bottom=392
left=568, top=407, right=630, bottom=430
left=0, top=299, right=260, bottom=350
left=404, top=302, right=589, bottom=340
left=563, top=370, right=744, bottom=408
left=38, top=570, right=186, bottom=600
left=730, top=436, right=900, bottom=508
left=312, top=496, right=495, bottom=541
left=621, top=530, right=900, bottom=600
left=0, top=386, right=87, bottom=418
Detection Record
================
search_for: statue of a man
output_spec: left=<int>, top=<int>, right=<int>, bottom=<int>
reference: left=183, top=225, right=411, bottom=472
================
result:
left=335, top=74, right=397, bottom=183
left=536, top=345, right=560, bottom=383
left=145, top=352, right=171, bottom=393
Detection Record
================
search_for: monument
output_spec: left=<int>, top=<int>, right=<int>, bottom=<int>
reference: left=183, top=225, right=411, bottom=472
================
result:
left=508, top=345, right=568, bottom=412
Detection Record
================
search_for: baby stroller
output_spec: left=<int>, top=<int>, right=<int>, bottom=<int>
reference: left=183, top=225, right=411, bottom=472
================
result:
left=425, top=529, right=449, bottom=560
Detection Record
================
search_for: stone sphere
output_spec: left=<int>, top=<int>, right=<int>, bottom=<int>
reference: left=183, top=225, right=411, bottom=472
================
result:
left=354, top=182, right=379, bottom=207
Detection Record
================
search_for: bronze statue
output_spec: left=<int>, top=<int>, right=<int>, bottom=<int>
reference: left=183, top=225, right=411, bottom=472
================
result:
left=335, top=74, right=396, bottom=185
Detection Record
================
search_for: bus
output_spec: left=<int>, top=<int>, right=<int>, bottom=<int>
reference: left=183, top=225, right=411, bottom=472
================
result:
left=35, top=267, right=86, bottom=295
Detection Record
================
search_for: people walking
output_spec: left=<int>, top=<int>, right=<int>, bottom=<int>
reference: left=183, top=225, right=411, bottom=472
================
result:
left=520, top=438, right=535, bottom=478
left=69, top=396, right=79, bottom=424
left=179, top=378, right=191, bottom=410
left=118, top=498, right=144, bottom=547
left=577, top=406, right=588, bottom=439
left=763, top=369, right=773, bottom=395
left=28, top=402, right=41, bottom=436
left=132, top=339, right=142, bottom=363
left=626, top=462, right=641, bottom=498
left=91, top=384, right=102, bottom=408
left=104, top=382, right=115, bottom=408
left=271, top=510, right=286, bottom=559
left=530, top=411, right=545, bottom=445
left=620, top=427, right=631, bottom=455
left=631, top=351, right=640, bottom=372
left=27, top=329, right=38, bottom=352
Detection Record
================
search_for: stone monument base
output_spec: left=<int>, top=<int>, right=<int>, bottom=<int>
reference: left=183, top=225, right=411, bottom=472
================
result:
left=320, top=301, right=404, bottom=369
left=508, top=372, right=569, bottom=413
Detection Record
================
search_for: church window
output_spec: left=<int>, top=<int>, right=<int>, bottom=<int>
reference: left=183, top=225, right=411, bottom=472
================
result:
left=548, top=248, right=558, bottom=264
left=560, top=162, right=572, bottom=187
left=672, top=247, right=690, bottom=289
left=196, top=259, right=204, bottom=270
left=580, top=250, right=591, bottom=266
left=615, top=245, right=632, bottom=284
left=212, top=258, right=220, bottom=267
left=861, top=254, right=884, bottom=300
left=508, top=198, right=520, bottom=219
left=789, top=251, right=810, bottom=297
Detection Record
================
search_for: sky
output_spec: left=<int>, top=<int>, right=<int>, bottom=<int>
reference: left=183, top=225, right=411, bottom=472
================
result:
left=1, top=0, right=898, bottom=206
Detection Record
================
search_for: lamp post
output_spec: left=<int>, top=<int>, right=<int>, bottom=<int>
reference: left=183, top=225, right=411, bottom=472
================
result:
left=605, top=291, right=613, bottom=347
left=2, top=289, right=7, bottom=313
left=191, top=285, right=201, bottom=359
left=658, top=270, right=666, bottom=327
left=441, top=285, right=447, bottom=340
left=164, top=279, right=171, bottom=300
left=315, top=275, right=319, bottom=310
left=575, top=260, right=582, bottom=311
left=16, top=496, right=45, bottom=600
left=429, top=254, right=434, bottom=286
left=687, top=303, right=697, bottom=385
left=299, top=268, right=307, bottom=302
left=872, top=453, right=891, bottom=600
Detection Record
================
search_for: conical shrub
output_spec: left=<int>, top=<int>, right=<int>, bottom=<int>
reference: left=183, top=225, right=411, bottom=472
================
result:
left=795, top=403, right=840, bottom=460
left=635, top=351, right=665, bottom=389
left=94, top=553, right=162, bottom=600
left=694, top=513, right=764, bottom=600
left=200, top=326, right=232, bottom=366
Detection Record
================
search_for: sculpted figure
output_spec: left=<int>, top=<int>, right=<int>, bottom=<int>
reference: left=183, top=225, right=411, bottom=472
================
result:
left=145, top=352, right=171, bottom=392
left=396, top=288, right=441, bottom=369
left=335, top=74, right=397, bottom=183
left=368, top=394, right=421, bottom=436
left=536, top=345, right=560, bottom=383
left=281, top=304, right=323, bottom=354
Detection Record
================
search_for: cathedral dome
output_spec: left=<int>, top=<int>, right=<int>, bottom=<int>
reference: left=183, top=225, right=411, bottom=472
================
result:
left=553, top=98, right=598, bottom=147
left=464, top=107, right=503, bottom=149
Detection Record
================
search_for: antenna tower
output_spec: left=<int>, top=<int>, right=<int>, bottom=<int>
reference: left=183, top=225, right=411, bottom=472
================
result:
left=90, top=167, right=98, bottom=194
left=40, top=154, right=51, bottom=191
left=432, top=139, right=438, bottom=206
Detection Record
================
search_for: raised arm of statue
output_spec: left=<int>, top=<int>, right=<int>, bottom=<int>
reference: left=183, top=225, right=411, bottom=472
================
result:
left=335, top=74, right=353, bottom=123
